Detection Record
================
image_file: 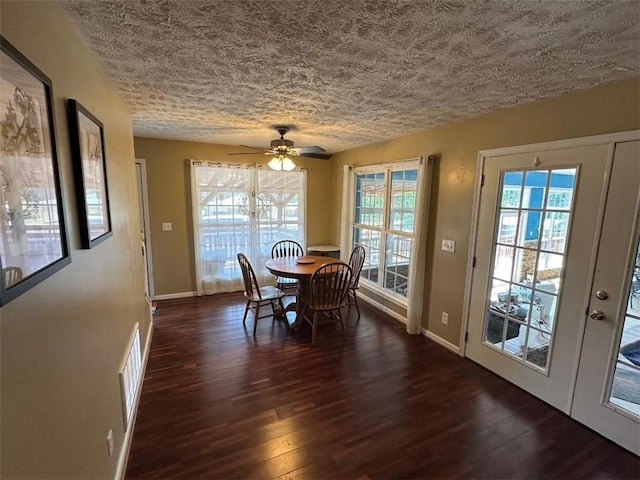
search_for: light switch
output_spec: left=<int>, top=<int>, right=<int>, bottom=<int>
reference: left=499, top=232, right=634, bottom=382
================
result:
left=162, top=222, right=172, bottom=231
left=441, top=239, right=455, bottom=253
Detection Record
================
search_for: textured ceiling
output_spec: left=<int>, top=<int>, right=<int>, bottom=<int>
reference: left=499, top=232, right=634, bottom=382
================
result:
left=59, top=0, right=640, bottom=155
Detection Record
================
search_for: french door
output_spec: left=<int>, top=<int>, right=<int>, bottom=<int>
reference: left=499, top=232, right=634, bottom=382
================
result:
left=571, top=140, right=640, bottom=454
left=190, top=162, right=306, bottom=295
left=465, top=134, right=639, bottom=454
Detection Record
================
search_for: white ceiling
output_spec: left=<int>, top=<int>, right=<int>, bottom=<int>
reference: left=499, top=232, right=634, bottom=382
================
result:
left=59, top=0, right=640, bottom=155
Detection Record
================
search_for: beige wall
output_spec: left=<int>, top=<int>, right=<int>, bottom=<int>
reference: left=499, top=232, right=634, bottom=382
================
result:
left=136, top=79, right=640, bottom=344
left=331, top=78, right=640, bottom=346
left=133, top=137, right=334, bottom=296
left=1, top=2, right=151, bottom=478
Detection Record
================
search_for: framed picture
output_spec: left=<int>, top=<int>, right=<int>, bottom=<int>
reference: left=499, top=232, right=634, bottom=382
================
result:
left=0, top=36, right=70, bottom=305
left=67, top=99, right=112, bottom=249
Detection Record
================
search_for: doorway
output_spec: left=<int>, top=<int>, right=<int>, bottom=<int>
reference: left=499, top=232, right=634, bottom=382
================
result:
left=463, top=132, right=639, bottom=454
left=135, top=158, right=154, bottom=301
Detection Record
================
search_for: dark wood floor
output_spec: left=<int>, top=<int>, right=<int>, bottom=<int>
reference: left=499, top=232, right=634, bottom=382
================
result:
left=125, top=293, right=639, bottom=479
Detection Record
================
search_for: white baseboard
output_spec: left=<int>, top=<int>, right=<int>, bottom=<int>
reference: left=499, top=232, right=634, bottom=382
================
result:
left=153, top=291, right=196, bottom=300
left=114, top=319, right=154, bottom=480
left=420, top=327, right=460, bottom=354
left=355, top=292, right=461, bottom=354
left=357, top=293, right=407, bottom=324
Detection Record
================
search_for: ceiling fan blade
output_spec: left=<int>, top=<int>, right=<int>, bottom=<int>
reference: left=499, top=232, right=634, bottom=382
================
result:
left=299, top=152, right=333, bottom=160
left=228, top=152, right=267, bottom=155
left=296, top=146, right=326, bottom=154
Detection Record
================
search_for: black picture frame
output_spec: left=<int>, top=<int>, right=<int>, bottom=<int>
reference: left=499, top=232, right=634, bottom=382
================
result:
left=0, top=36, right=70, bottom=305
left=67, top=99, right=112, bottom=249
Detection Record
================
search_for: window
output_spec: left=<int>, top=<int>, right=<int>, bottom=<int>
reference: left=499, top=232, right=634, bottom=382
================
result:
left=191, top=162, right=305, bottom=294
left=352, top=165, right=419, bottom=300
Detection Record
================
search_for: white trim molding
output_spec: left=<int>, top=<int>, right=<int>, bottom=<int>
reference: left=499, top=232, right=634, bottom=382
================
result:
left=460, top=130, right=640, bottom=358
left=420, top=327, right=461, bottom=354
left=357, top=292, right=407, bottom=324
left=153, top=291, right=197, bottom=301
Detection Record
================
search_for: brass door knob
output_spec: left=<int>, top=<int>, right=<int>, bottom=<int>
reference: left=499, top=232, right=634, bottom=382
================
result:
left=590, top=310, right=606, bottom=321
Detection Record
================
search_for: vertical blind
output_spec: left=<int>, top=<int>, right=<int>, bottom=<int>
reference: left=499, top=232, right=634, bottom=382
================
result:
left=190, top=161, right=306, bottom=295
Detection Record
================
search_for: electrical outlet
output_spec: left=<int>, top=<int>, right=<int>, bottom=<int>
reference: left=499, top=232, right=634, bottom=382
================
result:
left=441, top=239, right=455, bottom=253
left=162, top=222, right=172, bottom=231
left=441, top=312, right=449, bottom=325
left=107, top=429, right=113, bottom=457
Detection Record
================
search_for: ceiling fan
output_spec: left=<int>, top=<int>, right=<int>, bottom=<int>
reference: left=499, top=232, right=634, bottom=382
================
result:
left=228, top=126, right=332, bottom=170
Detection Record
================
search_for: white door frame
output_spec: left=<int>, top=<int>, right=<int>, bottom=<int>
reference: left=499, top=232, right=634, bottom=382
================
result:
left=135, top=158, right=155, bottom=300
left=460, top=130, right=640, bottom=358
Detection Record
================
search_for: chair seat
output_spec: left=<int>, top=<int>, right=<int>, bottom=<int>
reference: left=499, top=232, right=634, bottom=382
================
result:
left=245, top=285, right=285, bottom=302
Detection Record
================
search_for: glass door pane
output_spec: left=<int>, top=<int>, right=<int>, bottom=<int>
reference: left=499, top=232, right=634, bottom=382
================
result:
left=196, top=168, right=251, bottom=284
left=255, top=169, right=305, bottom=280
left=483, top=168, right=577, bottom=372
left=610, top=236, right=640, bottom=417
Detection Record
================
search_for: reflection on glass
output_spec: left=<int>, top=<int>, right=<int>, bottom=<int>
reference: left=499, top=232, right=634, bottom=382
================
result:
left=355, top=172, right=385, bottom=227
left=609, top=237, right=640, bottom=418
left=354, top=227, right=381, bottom=283
left=389, top=169, right=417, bottom=233
left=383, top=233, right=412, bottom=297
left=516, top=210, right=542, bottom=249
left=501, top=185, right=522, bottom=208
left=546, top=169, right=575, bottom=210
left=0, top=49, right=66, bottom=286
left=78, top=112, right=110, bottom=241
left=522, top=170, right=548, bottom=209
left=541, top=211, right=570, bottom=254
left=483, top=167, right=577, bottom=373
left=493, top=245, right=515, bottom=281
left=497, top=209, right=518, bottom=245
left=523, top=326, right=551, bottom=369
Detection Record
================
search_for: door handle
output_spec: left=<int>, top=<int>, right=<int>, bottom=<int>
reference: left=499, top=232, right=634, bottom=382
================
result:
left=590, top=310, right=606, bottom=321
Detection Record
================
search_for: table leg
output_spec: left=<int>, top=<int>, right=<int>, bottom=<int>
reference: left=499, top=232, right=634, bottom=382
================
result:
left=291, top=279, right=309, bottom=331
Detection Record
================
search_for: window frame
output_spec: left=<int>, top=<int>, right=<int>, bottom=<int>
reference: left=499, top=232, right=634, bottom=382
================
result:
left=350, top=159, right=421, bottom=306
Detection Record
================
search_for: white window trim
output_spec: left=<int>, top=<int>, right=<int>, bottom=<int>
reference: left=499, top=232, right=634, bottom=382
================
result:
left=341, top=156, right=434, bottom=333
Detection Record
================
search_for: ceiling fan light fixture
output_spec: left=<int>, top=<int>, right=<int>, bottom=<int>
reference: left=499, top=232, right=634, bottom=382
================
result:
left=282, top=157, right=296, bottom=171
left=268, top=155, right=296, bottom=171
left=268, top=156, right=282, bottom=170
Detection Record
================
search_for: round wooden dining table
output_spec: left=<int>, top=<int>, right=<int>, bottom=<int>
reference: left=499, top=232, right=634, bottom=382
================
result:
left=265, top=255, right=342, bottom=330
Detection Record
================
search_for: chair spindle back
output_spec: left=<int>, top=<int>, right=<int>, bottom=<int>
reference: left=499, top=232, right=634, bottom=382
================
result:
left=237, top=253, right=261, bottom=300
left=271, top=240, right=304, bottom=258
left=348, top=246, right=366, bottom=289
left=309, top=262, right=353, bottom=311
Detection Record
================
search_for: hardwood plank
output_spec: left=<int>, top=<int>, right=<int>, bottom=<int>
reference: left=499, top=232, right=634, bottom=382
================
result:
left=125, top=293, right=639, bottom=479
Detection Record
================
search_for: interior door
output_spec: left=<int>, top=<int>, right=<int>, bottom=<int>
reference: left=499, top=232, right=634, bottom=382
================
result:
left=135, top=160, right=152, bottom=302
left=466, top=144, right=610, bottom=411
left=571, top=140, right=640, bottom=455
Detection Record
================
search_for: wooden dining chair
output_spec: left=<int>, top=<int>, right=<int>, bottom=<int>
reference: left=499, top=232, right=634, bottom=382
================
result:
left=302, top=262, right=353, bottom=346
left=271, top=240, right=304, bottom=294
left=2, top=266, right=23, bottom=288
left=237, top=253, right=287, bottom=335
left=347, top=245, right=366, bottom=319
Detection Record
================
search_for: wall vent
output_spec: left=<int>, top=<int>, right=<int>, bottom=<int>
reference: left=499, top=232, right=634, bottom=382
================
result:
left=119, top=323, right=142, bottom=431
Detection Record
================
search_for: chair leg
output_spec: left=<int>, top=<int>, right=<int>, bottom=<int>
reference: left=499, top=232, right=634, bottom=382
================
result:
left=352, top=290, right=361, bottom=319
left=242, top=301, right=250, bottom=325
left=337, top=309, right=348, bottom=340
left=311, top=311, right=318, bottom=346
left=253, top=303, right=260, bottom=336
